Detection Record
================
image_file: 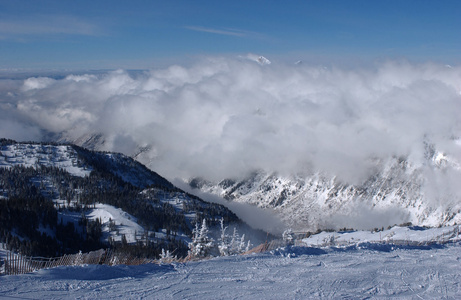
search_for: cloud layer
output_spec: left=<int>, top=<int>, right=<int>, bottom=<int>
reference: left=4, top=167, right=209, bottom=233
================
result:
left=1, top=57, right=461, bottom=184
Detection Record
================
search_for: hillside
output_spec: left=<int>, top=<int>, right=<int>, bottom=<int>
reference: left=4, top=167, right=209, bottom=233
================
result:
left=0, top=139, right=243, bottom=258
left=190, top=141, right=461, bottom=231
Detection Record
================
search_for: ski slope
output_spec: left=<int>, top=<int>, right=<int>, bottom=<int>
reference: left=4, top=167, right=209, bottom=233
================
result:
left=56, top=203, right=146, bottom=244
left=1, top=242, right=460, bottom=299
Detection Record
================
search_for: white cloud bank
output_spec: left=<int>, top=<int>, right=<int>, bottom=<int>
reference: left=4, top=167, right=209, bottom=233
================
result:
left=1, top=57, right=461, bottom=185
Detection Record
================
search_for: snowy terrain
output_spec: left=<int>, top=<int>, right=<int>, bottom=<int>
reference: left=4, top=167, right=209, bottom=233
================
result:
left=1, top=241, right=460, bottom=299
left=2, top=141, right=460, bottom=299
left=192, top=142, right=461, bottom=231
left=0, top=141, right=174, bottom=189
left=0, top=143, right=92, bottom=177
left=298, top=225, right=461, bottom=247
left=1, top=225, right=460, bottom=299
left=0, top=142, right=171, bottom=244
left=57, top=203, right=146, bottom=244
left=0, top=140, right=246, bottom=256
left=56, top=195, right=199, bottom=245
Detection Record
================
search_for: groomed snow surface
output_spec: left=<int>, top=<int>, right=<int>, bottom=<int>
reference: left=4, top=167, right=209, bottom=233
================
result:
left=1, top=229, right=460, bottom=299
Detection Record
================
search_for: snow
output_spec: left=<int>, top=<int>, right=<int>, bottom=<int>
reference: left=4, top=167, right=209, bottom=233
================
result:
left=0, top=142, right=195, bottom=246
left=0, top=144, right=92, bottom=177
left=87, top=204, right=145, bottom=244
left=2, top=141, right=460, bottom=297
left=1, top=242, right=460, bottom=299
left=196, top=150, right=461, bottom=231
left=300, top=225, right=461, bottom=247
left=55, top=203, right=147, bottom=244
left=56, top=202, right=190, bottom=245
left=243, top=53, right=271, bottom=65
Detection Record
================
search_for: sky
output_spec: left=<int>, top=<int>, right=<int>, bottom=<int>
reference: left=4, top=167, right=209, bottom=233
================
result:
left=1, top=0, right=461, bottom=69
left=0, top=0, right=460, bottom=186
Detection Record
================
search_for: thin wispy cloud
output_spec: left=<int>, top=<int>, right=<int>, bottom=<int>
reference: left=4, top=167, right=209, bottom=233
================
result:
left=185, top=26, right=254, bottom=37
left=0, top=15, right=102, bottom=38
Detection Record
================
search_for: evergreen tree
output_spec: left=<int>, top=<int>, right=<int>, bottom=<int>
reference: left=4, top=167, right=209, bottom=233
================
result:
left=159, top=248, right=176, bottom=264
left=189, top=219, right=214, bottom=258
left=282, top=228, right=294, bottom=245
left=218, top=218, right=229, bottom=256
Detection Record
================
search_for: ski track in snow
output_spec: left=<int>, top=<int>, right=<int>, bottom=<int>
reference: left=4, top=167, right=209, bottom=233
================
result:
left=1, top=243, right=460, bottom=299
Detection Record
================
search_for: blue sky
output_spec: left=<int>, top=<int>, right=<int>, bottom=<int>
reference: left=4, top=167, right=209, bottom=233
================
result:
left=1, top=0, right=460, bottom=69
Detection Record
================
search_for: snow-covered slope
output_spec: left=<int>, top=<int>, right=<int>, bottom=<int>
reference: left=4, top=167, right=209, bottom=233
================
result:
left=0, top=140, right=173, bottom=189
left=191, top=142, right=461, bottom=231
left=299, top=225, right=461, bottom=248
left=0, top=143, right=92, bottom=177
left=0, top=139, right=245, bottom=258
left=57, top=203, right=144, bottom=244
left=1, top=241, right=460, bottom=299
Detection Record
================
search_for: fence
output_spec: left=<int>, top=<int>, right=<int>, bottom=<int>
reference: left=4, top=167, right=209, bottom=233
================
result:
left=244, top=239, right=287, bottom=254
left=1, top=249, right=156, bottom=276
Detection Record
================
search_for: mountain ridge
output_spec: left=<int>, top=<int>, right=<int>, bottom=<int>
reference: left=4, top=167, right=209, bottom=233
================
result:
left=54, top=132, right=461, bottom=232
left=189, top=146, right=461, bottom=231
left=0, top=138, right=252, bottom=258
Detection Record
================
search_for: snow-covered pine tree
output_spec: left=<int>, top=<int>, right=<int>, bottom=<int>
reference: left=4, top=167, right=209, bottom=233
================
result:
left=238, top=234, right=246, bottom=253
left=188, top=221, right=200, bottom=257
left=218, top=218, right=229, bottom=256
left=282, top=228, right=294, bottom=245
left=159, top=248, right=175, bottom=264
left=229, top=227, right=239, bottom=255
left=188, top=219, right=214, bottom=258
left=245, top=240, right=252, bottom=252
left=227, top=227, right=251, bottom=255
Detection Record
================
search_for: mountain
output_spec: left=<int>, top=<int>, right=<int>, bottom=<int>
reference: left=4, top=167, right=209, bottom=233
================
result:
left=189, top=142, right=461, bottom=231
left=56, top=132, right=461, bottom=232
left=241, top=53, right=271, bottom=65
left=0, top=139, right=246, bottom=258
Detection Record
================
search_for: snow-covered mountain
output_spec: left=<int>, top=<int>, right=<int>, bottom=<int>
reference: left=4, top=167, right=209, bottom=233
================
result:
left=0, top=139, right=172, bottom=189
left=0, top=139, right=248, bottom=258
left=241, top=53, right=271, bottom=65
left=189, top=141, right=461, bottom=231
left=58, top=132, right=461, bottom=232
